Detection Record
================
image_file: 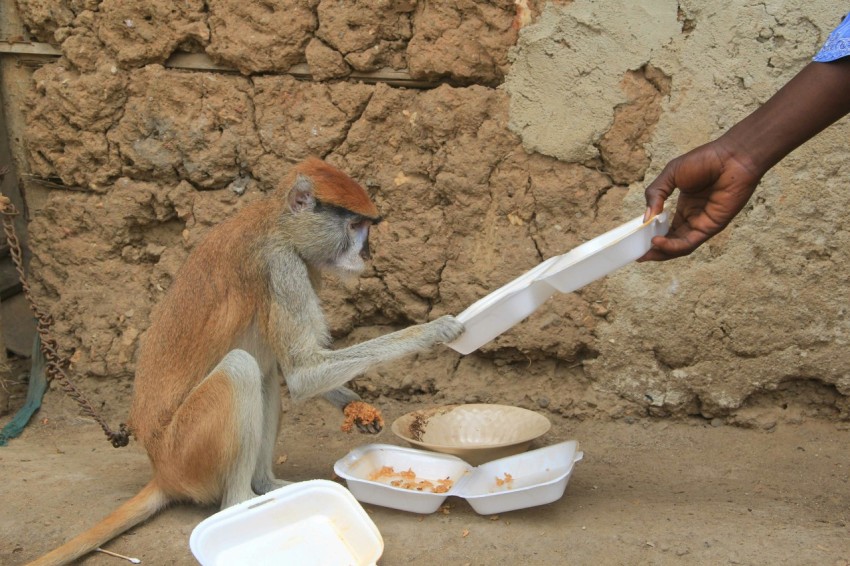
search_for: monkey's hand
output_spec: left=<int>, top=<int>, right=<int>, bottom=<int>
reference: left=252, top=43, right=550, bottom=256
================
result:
left=341, top=400, right=384, bottom=434
left=424, top=315, right=465, bottom=344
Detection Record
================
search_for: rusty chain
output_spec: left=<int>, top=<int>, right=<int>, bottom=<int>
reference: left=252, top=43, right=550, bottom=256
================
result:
left=0, top=194, right=130, bottom=448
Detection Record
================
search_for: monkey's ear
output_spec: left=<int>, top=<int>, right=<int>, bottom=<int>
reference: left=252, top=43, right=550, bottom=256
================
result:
left=287, top=174, right=316, bottom=213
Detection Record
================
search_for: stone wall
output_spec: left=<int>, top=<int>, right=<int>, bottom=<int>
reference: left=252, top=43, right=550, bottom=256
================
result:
left=8, top=0, right=850, bottom=422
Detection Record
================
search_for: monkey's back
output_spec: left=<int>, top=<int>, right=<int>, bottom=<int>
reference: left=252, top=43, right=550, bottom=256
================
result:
left=128, top=200, right=277, bottom=449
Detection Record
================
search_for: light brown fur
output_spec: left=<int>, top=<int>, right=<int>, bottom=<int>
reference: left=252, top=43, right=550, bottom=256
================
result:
left=28, top=158, right=463, bottom=565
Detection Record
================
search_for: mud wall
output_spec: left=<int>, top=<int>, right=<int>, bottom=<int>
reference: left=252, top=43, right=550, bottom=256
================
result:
left=7, top=0, right=850, bottom=423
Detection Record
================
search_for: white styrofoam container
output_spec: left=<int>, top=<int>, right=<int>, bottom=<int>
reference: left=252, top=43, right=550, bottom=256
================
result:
left=447, top=212, right=669, bottom=355
left=461, top=440, right=582, bottom=515
left=333, top=444, right=474, bottom=514
left=540, top=213, right=670, bottom=294
left=334, top=441, right=583, bottom=515
left=446, top=257, right=561, bottom=356
left=189, top=480, right=383, bottom=566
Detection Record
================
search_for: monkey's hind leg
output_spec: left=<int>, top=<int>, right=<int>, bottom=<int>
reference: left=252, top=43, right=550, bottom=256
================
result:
left=250, top=366, right=292, bottom=496
left=158, top=349, right=268, bottom=509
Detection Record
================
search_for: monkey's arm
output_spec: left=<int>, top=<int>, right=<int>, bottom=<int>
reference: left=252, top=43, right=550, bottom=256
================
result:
left=322, top=387, right=361, bottom=410
left=265, top=251, right=463, bottom=402
left=285, top=316, right=463, bottom=402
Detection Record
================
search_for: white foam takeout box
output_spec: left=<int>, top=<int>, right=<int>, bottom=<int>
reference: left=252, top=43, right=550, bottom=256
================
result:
left=333, top=441, right=583, bottom=515
left=189, top=479, right=384, bottom=566
left=447, top=212, right=669, bottom=355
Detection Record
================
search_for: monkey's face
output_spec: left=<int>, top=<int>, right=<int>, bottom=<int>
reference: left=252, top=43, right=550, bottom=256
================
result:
left=292, top=203, right=378, bottom=280
left=284, top=167, right=381, bottom=280
left=329, top=213, right=376, bottom=278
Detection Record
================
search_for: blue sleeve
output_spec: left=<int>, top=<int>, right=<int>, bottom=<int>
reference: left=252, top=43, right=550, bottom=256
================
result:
left=813, top=15, right=850, bottom=62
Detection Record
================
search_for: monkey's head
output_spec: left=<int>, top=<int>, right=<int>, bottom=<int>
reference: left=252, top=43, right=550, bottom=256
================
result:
left=284, top=157, right=382, bottom=278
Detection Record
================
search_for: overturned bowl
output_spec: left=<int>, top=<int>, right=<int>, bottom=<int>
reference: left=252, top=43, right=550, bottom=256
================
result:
left=390, top=404, right=551, bottom=466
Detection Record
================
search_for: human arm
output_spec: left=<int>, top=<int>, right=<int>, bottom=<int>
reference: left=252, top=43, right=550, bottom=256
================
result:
left=640, top=58, right=850, bottom=261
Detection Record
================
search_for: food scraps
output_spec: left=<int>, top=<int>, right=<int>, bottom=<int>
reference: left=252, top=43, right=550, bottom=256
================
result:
left=341, top=401, right=384, bottom=433
left=368, top=465, right=454, bottom=493
left=409, top=413, right=428, bottom=441
left=495, top=472, right=514, bottom=488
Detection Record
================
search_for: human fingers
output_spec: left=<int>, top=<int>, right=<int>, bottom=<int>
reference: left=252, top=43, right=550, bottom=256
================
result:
left=639, top=227, right=712, bottom=261
left=643, top=161, right=679, bottom=222
left=637, top=207, right=715, bottom=262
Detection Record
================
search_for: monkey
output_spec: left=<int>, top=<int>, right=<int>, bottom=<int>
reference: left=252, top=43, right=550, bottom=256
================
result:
left=28, top=157, right=464, bottom=566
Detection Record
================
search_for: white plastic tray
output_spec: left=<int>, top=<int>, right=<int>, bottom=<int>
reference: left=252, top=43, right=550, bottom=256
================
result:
left=189, top=480, right=383, bottom=566
left=447, top=212, right=669, bottom=354
left=334, top=441, right=583, bottom=515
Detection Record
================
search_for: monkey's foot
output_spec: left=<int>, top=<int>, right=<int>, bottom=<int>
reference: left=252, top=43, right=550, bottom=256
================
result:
left=341, top=401, right=384, bottom=434
left=252, top=478, right=293, bottom=495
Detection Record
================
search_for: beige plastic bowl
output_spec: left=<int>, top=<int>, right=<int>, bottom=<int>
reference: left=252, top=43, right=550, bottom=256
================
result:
left=391, top=404, right=551, bottom=466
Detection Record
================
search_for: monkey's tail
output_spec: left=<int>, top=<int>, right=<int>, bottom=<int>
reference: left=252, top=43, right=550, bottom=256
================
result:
left=26, top=480, right=168, bottom=566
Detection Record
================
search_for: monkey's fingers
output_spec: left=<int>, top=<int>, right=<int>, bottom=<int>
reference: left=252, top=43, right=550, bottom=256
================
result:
left=355, top=417, right=383, bottom=434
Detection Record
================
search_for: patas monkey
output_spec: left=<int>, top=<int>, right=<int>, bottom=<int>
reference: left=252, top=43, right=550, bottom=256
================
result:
left=29, top=157, right=464, bottom=565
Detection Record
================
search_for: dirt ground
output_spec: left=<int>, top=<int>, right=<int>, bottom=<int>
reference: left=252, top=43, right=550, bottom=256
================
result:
left=2, top=386, right=849, bottom=566
left=3, top=2, right=850, bottom=565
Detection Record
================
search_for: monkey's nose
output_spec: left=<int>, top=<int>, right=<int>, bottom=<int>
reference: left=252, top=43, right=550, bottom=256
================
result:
left=360, top=242, right=371, bottom=261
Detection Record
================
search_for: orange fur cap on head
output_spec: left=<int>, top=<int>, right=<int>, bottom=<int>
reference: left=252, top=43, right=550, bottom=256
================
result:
left=292, top=157, right=381, bottom=220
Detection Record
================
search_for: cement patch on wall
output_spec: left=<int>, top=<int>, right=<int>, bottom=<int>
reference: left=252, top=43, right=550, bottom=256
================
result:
left=505, top=0, right=679, bottom=162
left=505, top=0, right=850, bottom=419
